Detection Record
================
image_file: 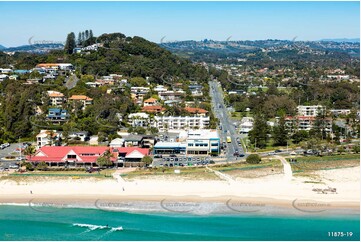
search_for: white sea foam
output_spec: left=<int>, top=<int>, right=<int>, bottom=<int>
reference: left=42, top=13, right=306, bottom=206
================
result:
left=110, top=226, right=123, bottom=231
left=73, top=223, right=108, bottom=231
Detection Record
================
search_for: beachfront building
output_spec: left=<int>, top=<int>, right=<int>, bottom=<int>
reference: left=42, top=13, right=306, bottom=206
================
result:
left=27, top=146, right=150, bottom=167
left=153, top=142, right=187, bottom=155
left=47, top=91, right=66, bottom=107
left=186, top=129, right=220, bottom=156
left=153, top=115, right=210, bottom=132
left=297, top=105, right=325, bottom=117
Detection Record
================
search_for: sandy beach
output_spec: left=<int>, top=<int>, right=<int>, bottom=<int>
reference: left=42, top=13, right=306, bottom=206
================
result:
left=0, top=166, right=359, bottom=213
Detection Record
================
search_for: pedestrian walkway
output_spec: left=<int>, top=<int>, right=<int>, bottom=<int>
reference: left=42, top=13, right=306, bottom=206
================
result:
left=206, top=166, right=235, bottom=184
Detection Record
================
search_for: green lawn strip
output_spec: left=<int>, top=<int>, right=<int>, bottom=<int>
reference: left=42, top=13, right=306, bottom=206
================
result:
left=289, top=154, right=359, bottom=173
left=213, top=160, right=282, bottom=172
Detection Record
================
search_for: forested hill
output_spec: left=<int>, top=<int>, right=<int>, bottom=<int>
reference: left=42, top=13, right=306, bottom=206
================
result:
left=1, top=32, right=209, bottom=82
left=0, top=32, right=210, bottom=142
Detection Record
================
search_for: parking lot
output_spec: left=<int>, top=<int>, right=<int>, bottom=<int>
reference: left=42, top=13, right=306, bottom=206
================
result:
left=0, top=143, right=24, bottom=168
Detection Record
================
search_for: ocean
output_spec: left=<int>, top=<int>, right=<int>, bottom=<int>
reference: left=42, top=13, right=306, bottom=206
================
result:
left=0, top=205, right=359, bottom=241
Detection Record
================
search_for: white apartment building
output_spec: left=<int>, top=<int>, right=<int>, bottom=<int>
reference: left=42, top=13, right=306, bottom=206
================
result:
left=186, top=130, right=220, bottom=155
left=329, top=109, right=351, bottom=116
left=297, top=105, right=325, bottom=117
left=285, top=116, right=332, bottom=133
left=153, top=85, right=168, bottom=93
left=128, top=112, right=150, bottom=127
left=36, top=130, right=60, bottom=148
left=153, top=116, right=210, bottom=132
left=239, top=117, right=254, bottom=134
left=47, top=91, right=66, bottom=107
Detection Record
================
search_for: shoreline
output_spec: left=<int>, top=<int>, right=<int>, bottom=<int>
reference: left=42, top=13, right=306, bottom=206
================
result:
left=1, top=193, right=359, bottom=216
left=1, top=166, right=359, bottom=215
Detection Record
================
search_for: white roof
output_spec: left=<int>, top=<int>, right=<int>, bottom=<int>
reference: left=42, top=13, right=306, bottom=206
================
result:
left=187, top=129, right=219, bottom=140
left=110, top=138, right=124, bottom=145
left=125, top=150, right=146, bottom=159
left=128, top=112, right=149, bottom=119
left=154, top=142, right=187, bottom=148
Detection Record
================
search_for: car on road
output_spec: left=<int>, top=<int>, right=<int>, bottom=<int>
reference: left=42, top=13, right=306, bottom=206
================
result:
left=275, top=149, right=282, bottom=153
left=238, top=154, right=245, bottom=157
left=289, top=151, right=297, bottom=155
left=9, top=164, right=19, bottom=169
left=154, top=155, right=163, bottom=158
left=268, top=152, right=276, bottom=156
left=169, top=154, right=177, bottom=157
left=16, top=157, right=25, bottom=161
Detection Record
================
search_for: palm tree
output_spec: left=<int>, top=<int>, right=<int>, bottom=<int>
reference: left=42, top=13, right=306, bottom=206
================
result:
left=24, top=145, right=36, bottom=160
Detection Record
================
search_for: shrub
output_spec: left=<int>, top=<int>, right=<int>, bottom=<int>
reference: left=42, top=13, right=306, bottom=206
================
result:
left=246, top=154, right=261, bottom=164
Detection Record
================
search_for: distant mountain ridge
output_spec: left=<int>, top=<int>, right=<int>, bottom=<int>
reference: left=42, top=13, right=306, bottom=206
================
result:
left=0, top=43, right=64, bottom=53
left=320, top=38, right=360, bottom=43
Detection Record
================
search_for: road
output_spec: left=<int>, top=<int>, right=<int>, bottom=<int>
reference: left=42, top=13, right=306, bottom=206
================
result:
left=209, top=80, right=245, bottom=160
left=64, top=74, right=79, bottom=89
left=0, top=143, right=24, bottom=168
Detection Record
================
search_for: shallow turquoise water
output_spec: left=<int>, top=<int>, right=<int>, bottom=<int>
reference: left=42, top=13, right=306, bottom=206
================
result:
left=0, top=205, right=359, bottom=241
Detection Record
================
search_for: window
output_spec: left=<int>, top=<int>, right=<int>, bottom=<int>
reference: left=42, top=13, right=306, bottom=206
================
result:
left=67, top=155, right=76, bottom=159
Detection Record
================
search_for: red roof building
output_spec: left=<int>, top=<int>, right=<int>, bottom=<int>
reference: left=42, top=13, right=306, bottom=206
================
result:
left=27, top=146, right=150, bottom=167
left=142, top=105, right=166, bottom=113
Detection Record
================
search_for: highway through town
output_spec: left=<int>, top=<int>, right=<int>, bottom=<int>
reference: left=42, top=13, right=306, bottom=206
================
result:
left=209, top=80, right=245, bottom=160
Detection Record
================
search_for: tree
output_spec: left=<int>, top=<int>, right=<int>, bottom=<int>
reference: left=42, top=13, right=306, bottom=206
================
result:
left=273, top=116, right=288, bottom=146
left=352, top=145, right=360, bottom=154
left=21, top=161, right=34, bottom=171
left=24, top=145, right=36, bottom=159
left=291, top=130, right=309, bottom=144
left=248, top=113, right=269, bottom=149
left=338, top=146, right=345, bottom=155
left=36, top=161, right=48, bottom=171
left=77, top=32, right=82, bottom=45
left=89, top=30, right=94, bottom=39
left=246, top=154, right=261, bottom=164
left=96, top=150, right=113, bottom=167
left=64, top=32, right=76, bottom=54
left=85, top=30, right=89, bottom=40
left=141, top=155, right=153, bottom=167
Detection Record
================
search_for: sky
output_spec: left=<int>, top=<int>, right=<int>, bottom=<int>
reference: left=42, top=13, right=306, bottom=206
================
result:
left=0, top=1, right=359, bottom=47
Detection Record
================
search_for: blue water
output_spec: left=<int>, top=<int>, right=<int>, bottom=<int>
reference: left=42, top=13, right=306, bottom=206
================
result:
left=0, top=205, right=359, bottom=241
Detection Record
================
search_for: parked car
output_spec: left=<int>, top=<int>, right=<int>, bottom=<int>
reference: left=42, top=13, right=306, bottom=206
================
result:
left=289, top=151, right=297, bottom=155
left=0, top=144, right=5, bottom=149
left=169, top=154, right=177, bottom=157
left=9, top=164, right=19, bottom=169
left=86, top=167, right=100, bottom=173
left=3, top=143, right=10, bottom=148
left=154, top=154, right=163, bottom=158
